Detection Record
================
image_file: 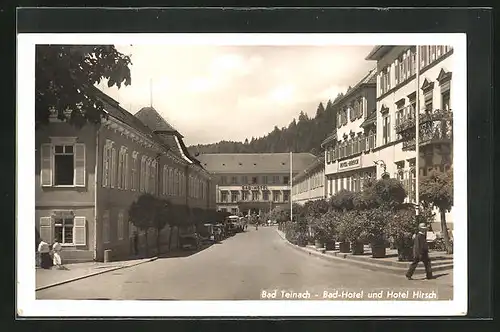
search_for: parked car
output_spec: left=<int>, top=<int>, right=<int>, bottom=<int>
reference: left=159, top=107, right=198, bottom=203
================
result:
left=198, top=223, right=216, bottom=244
left=179, top=233, right=200, bottom=250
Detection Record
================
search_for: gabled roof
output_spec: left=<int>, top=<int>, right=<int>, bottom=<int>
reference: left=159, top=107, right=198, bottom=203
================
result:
left=331, top=67, right=377, bottom=108
left=360, top=109, right=377, bottom=128
left=292, top=156, right=325, bottom=182
left=320, top=130, right=337, bottom=148
left=365, top=46, right=394, bottom=61
left=134, top=106, right=200, bottom=165
left=196, top=153, right=317, bottom=174
left=135, top=106, right=178, bottom=133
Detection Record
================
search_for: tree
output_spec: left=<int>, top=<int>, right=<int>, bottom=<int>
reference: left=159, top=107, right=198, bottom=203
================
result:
left=128, top=194, right=156, bottom=256
left=152, top=198, right=170, bottom=255
left=419, top=169, right=453, bottom=254
left=36, top=45, right=132, bottom=128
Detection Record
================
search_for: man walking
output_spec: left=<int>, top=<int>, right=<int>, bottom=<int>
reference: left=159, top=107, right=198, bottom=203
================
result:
left=406, top=222, right=433, bottom=280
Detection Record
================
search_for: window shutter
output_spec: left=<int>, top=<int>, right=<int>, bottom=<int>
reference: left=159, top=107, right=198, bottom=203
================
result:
left=40, top=144, right=53, bottom=186
left=39, top=217, right=53, bottom=244
left=117, top=150, right=123, bottom=189
left=110, top=148, right=117, bottom=188
left=73, top=217, right=86, bottom=245
left=102, top=145, right=108, bottom=187
left=74, top=143, right=86, bottom=187
left=124, top=153, right=129, bottom=190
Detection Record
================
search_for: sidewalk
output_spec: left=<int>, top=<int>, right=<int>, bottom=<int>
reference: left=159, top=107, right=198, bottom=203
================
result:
left=276, top=230, right=453, bottom=278
left=36, top=257, right=157, bottom=291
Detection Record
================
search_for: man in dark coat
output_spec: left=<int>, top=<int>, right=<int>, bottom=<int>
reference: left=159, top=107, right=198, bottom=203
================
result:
left=406, top=223, right=433, bottom=280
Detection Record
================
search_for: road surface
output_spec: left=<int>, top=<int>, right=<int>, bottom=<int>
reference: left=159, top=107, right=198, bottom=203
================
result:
left=36, top=227, right=453, bottom=300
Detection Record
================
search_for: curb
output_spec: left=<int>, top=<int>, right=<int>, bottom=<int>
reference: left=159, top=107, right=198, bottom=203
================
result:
left=36, top=256, right=158, bottom=291
left=276, top=230, right=452, bottom=276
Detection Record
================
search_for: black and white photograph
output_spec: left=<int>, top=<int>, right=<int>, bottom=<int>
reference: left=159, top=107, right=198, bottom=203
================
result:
left=17, top=32, right=467, bottom=317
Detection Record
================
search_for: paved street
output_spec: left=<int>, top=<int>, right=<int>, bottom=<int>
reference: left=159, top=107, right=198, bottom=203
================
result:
left=36, top=227, right=453, bottom=300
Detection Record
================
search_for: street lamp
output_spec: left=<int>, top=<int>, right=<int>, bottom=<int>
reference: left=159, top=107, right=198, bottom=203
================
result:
left=374, top=160, right=389, bottom=179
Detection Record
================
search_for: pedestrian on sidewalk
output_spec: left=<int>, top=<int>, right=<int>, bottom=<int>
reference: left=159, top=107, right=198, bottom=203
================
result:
left=38, top=239, right=52, bottom=269
left=52, top=238, right=64, bottom=270
left=406, top=223, right=433, bottom=280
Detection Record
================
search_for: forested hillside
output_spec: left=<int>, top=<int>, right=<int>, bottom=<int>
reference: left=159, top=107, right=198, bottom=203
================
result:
left=189, top=93, right=345, bottom=157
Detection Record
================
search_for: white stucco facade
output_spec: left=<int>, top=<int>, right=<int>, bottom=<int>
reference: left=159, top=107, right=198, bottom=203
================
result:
left=291, top=157, right=326, bottom=205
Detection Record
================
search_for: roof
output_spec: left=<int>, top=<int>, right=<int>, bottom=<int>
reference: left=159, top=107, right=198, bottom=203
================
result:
left=365, top=46, right=394, bottom=61
left=196, top=153, right=317, bottom=174
left=321, top=130, right=337, bottom=148
left=332, top=68, right=377, bottom=108
left=293, top=156, right=325, bottom=182
left=92, top=87, right=161, bottom=143
left=360, top=109, right=377, bottom=128
left=134, top=106, right=201, bottom=166
left=134, top=106, right=179, bottom=134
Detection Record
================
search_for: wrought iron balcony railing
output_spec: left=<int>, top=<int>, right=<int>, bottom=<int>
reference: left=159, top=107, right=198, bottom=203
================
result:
left=400, top=109, right=453, bottom=151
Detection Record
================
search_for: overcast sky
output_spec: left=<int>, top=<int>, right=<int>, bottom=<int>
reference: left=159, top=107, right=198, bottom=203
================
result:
left=100, top=44, right=375, bottom=146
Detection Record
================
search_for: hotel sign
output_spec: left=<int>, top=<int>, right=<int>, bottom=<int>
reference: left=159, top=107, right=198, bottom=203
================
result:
left=338, top=157, right=361, bottom=171
left=242, top=185, right=268, bottom=191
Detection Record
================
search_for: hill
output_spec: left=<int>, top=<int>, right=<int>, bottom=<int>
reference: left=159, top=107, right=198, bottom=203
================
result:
left=188, top=93, right=346, bottom=157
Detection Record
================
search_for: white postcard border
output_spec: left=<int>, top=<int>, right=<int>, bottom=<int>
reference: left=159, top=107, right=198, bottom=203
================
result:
left=17, top=33, right=467, bottom=317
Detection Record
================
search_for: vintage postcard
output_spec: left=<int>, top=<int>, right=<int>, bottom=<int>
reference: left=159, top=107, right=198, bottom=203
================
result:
left=17, top=33, right=467, bottom=317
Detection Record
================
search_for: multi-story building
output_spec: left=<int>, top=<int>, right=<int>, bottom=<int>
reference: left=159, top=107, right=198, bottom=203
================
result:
left=321, top=68, right=379, bottom=198
left=35, top=87, right=216, bottom=263
left=291, top=156, right=326, bottom=205
left=365, top=45, right=454, bottom=230
left=196, top=153, right=317, bottom=216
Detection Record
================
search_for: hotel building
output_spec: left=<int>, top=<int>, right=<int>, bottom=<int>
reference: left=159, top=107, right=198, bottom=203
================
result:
left=321, top=68, right=379, bottom=197
left=365, top=45, right=454, bottom=230
left=291, top=156, right=326, bottom=205
left=196, top=153, right=316, bottom=216
left=35, top=87, right=216, bottom=262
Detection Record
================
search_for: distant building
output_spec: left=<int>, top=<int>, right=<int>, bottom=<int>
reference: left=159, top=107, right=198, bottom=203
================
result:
left=35, top=88, right=215, bottom=263
left=291, top=156, right=326, bottom=205
left=196, top=153, right=316, bottom=216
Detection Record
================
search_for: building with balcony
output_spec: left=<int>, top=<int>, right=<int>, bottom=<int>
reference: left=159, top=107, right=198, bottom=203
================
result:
left=35, top=87, right=216, bottom=263
left=291, top=156, right=326, bottom=205
left=196, top=153, right=317, bottom=216
left=365, top=45, right=454, bottom=230
left=321, top=68, right=379, bottom=198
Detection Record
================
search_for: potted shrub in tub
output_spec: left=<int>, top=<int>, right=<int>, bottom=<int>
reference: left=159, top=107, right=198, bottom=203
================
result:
left=363, top=207, right=391, bottom=258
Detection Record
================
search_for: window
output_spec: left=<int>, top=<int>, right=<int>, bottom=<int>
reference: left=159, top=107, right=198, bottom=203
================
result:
left=117, top=210, right=125, bottom=240
left=252, top=177, right=258, bottom=184
left=231, top=176, right=237, bottom=184
left=231, top=191, right=238, bottom=202
left=54, top=216, right=73, bottom=244
left=382, top=114, right=391, bottom=145
left=262, top=176, right=268, bottom=184
left=252, top=191, right=259, bottom=201
left=442, top=91, right=451, bottom=110
left=425, top=96, right=433, bottom=112
left=273, top=191, right=280, bottom=202
left=380, top=66, right=391, bottom=95
left=41, top=138, right=86, bottom=187
left=263, top=191, right=269, bottom=201
left=242, top=190, right=249, bottom=201
left=231, top=208, right=238, bottom=215
left=144, top=158, right=151, bottom=193
left=220, top=208, right=227, bottom=213
left=283, top=190, right=290, bottom=202
left=283, top=176, right=289, bottom=185
left=53, top=144, right=74, bottom=185
left=242, top=176, right=248, bottom=184
left=272, top=176, right=279, bottom=184
left=110, top=147, right=117, bottom=188
left=221, top=191, right=228, bottom=203
left=220, top=176, right=227, bottom=185
left=140, top=156, right=146, bottom=192
left=102, top=210, right=110, bottom=244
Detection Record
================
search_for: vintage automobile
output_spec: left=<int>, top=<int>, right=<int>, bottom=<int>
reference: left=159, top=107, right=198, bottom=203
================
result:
left=198, top=223, right=216, bottom=244
left=178, top=233, right=200, bottom=251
